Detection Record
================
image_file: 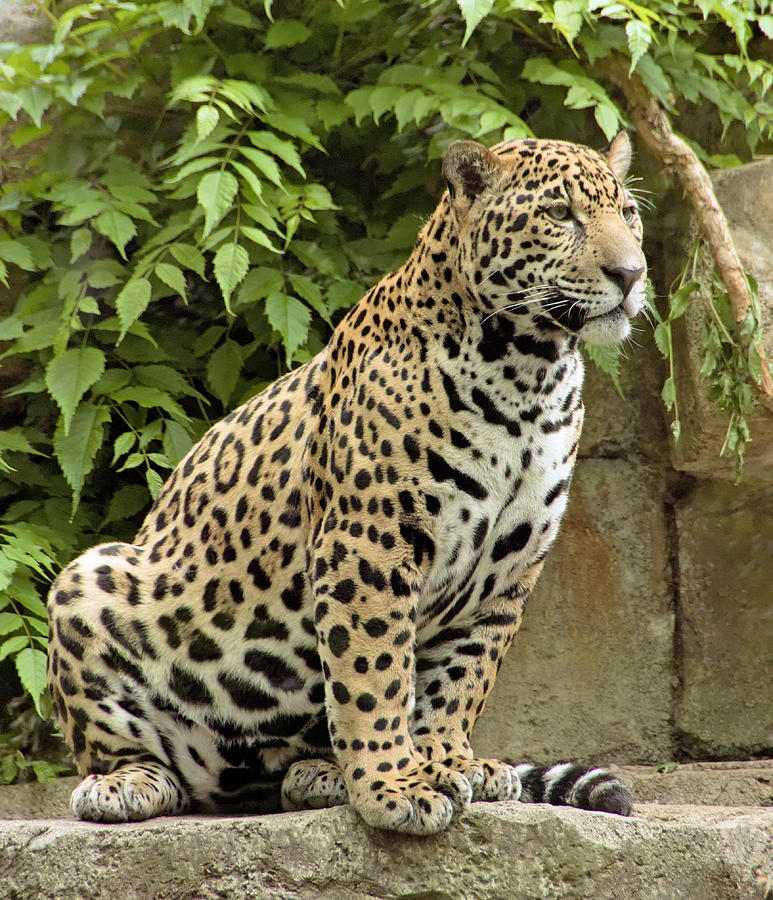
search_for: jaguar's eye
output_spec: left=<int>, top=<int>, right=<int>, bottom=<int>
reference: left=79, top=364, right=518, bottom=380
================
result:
left=622, top=202, right=637, bottom=224
left=546, top=201, right=572, bottom=222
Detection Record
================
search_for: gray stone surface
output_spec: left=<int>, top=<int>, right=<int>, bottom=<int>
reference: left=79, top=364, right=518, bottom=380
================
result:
left=475, top=457, right=674, bottom=765
left=666, top=159, right=773, bottom=480
left=0, top=776, right=80, bottom=820
left=0, top=0, right=50, bottom=45
left=1, top=802, right=771, bottom=900
left=674, top=480, right=773, bottom=758
left=579, top=338, right=668, bottom=463
left=612, top=760, right=773, bottom=808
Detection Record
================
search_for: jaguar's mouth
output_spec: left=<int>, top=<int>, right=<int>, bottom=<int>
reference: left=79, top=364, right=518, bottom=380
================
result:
left=579, top=303, right=634, bottom=345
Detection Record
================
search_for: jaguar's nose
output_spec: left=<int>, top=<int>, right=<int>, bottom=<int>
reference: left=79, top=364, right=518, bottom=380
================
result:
left=602, top=264, right=644, bottom=298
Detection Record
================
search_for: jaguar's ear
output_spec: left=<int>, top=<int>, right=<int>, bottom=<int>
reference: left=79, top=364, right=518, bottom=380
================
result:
left=442, top=140, right=501, bottom=216
left=603, top=131, right=632, bottom=181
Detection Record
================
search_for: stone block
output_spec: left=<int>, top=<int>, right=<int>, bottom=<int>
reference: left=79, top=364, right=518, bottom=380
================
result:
left=2, top=803, right=771, bottom=900
left=474, top=457, right=674, bottom=766
left=674, top=480, right=773, bottom=758
left=579, top=337, right=668, bottom=463
left=0, top=0, right=50, bottom=45
left=610, top=760, right=773, bottom=807
left=666, top=159, right=773, bottom=480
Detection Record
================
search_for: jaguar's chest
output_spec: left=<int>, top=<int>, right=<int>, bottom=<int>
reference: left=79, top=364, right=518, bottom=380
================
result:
left=416, top=344, right=584, bottom=629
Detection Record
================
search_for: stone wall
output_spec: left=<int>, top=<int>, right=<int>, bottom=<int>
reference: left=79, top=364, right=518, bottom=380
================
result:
left=476, top=160, right=773, bottom=766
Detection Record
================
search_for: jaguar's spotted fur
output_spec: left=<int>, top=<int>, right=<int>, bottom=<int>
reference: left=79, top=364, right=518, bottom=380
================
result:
left=48, top=133, right=645, bottom=834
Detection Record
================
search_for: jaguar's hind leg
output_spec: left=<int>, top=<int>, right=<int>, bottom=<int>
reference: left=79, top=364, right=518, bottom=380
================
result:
left=281, top=758, right=349, bottom=811
left=70, top=760, right=190, bottom=822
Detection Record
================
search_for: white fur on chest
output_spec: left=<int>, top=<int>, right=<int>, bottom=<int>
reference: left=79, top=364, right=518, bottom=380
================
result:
left=418, top=348, right=583, bottom=628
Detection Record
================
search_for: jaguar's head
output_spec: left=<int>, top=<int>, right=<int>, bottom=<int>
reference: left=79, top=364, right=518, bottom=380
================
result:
left=442, top=132, right=647, bottom=345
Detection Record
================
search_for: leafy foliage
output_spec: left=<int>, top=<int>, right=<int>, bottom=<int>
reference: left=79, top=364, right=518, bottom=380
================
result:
left=0, top=0, right=771, bottom=716
left=0, top=735, right=71, bottom=784
left=654, top=239, right=764, bottom=477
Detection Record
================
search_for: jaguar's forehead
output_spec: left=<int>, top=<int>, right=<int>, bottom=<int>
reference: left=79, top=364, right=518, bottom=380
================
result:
left=489, top=138, right=623, bottom=205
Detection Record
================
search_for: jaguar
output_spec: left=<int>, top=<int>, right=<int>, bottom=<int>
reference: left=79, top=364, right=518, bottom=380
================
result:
left=48, top=132, right=646, bottom=834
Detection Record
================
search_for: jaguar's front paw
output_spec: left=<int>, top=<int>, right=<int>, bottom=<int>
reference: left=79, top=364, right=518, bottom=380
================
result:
left=414, top=738, right=521, bottom=803
left=349, top=762, right=472, bottom=834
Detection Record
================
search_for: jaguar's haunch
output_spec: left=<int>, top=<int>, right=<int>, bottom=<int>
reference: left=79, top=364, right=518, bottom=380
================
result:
left=48, top=133, right=645, bottom=834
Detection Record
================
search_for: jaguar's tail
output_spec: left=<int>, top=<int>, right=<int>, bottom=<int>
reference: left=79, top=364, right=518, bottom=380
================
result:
left=507, top=761, right=633, bottom=816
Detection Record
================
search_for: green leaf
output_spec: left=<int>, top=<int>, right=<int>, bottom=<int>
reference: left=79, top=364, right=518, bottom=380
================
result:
left=15, top=647, right=48, bottom=717
left=87, top=259, right=125, bottom=289
left=584, top=342, right=624, bottom=397
left=0, top=91, right=22, bottom=119
left=230, top=159, right=265, bottom=201
left=626, top=19, right=652, bottom=73
left=594, top=103, right=621, bottom=141
left=17, top=85, right=52, bottom=128
left=264, top=18, right=311, bottom=49
left=58, top=198, right=106, bottom=227
left=103, top=483, right=150, bottom=525
left=196, top=105, right=219, bottom=141
left=93, top=369, right=132, bottom=396
left=239, top=146, right=283, bottom=187
left=163, top=420, right=194, bottom=467
left=265, top=291, right=311, bottom=367
left=236, top=266, right=283, bottom=306
left=760, top=16, right=773, bottom=41
left=70, top=227, right=92, bottom=263
left=0, top=316, right=24, bottom=341
left=299, top=183, right=339, bottom=211
left=169, top=242, right=207, bottom=279
left=206, top=339, right=243, bottom=405
left=0, top=239, right=36, bottom=271
left=45, top=347, right=106, bottom=436
left=0, top=612, right=22, bottom=636
left=94, top=209, right=137, bottom=259
left=116, top=277, right=152, bottom=343
left=317, top=98, right=352, bottom=131
left=111, top=431, right=136, bottom=465
left=240, top=225, right=280, bottom=253
left=263, top=110, right=324, bottom=151
left=135, top=364, right=205, bottom=400
left=661, top=376, right=675, bottom=410
left=653, top=321, right=671, bottom=359
left=288, top=273, right=329, bottom=323
left=457, top=0, right=494, bottom=47
left=0, top=429, right=43, bottom=458
left=213, top=242, right=249, bottom=313
left=111, top=387, right=190, bottom=423
left=193, top=324, right=226, bottom=357
left=670, top=280, right=699, bottom=319
left=327, top=280, right=364, bottom=315
left=155, top=262, right=187, bottom=298
left=246, top=131, right=305, bottom=175
left=0, top=635, right=28, bottom=662
left=53, top=401, right=110, bottom=514
left=56, top=76, right=93, bottom=106
left=197, top=170, right=239, bottom=239
left=552, top=0, right=584, bottom=44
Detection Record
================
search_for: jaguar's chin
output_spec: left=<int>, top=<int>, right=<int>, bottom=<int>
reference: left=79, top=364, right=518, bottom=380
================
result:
left=579, top=305, right=632, bottom=345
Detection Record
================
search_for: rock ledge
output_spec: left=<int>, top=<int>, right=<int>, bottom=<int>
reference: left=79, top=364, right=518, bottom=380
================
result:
left=1, top=801, right=771, bottom=900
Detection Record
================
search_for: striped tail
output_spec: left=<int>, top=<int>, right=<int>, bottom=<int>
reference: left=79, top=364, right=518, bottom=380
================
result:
left=508, top=762, right=633, bottom=816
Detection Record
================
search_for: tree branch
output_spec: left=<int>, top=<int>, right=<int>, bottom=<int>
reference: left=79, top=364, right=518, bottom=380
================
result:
left=598, top=60, right=773, bottom=408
